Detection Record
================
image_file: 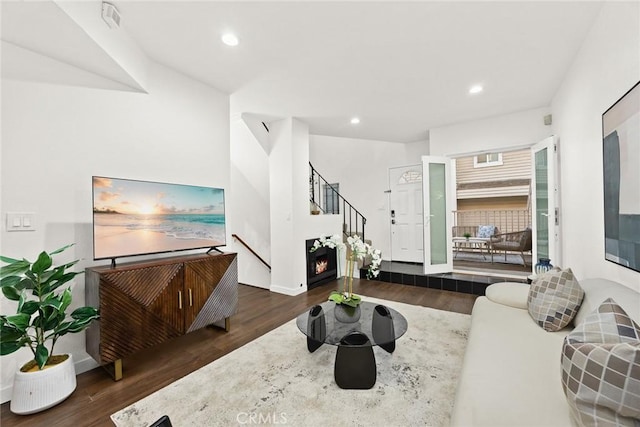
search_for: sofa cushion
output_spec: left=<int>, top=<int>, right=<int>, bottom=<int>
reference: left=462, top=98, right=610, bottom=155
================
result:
left=574, top=278, right=640, bottom=326
left=528, top=268, right=584, bottom=332
left=561, top=298, right=640, bottom=426
left=477, top=225, right=496, bottom=238
left=485, top=282, right=529, bottom=309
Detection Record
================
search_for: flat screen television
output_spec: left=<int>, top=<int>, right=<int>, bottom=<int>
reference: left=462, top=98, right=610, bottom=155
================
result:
left=92, top=176, right=226, bottom=264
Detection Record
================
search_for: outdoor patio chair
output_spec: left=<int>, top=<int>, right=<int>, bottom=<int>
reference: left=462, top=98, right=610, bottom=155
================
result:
left=489, top=228, right=532, bottom=266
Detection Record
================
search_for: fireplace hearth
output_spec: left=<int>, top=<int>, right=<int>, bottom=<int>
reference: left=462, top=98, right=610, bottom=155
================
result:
left=306, top=238, right=338, bottom=289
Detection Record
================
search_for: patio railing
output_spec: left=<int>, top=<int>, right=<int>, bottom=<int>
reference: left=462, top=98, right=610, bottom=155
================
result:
left=453, top=209, right=531, bottom=234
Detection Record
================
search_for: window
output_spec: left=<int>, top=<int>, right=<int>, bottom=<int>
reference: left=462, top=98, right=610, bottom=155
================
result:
left=323, top=183, right=340, bottom=214
left=397, top=170, right=422, bottom=184
left=474, top=152, right=503, bottom=168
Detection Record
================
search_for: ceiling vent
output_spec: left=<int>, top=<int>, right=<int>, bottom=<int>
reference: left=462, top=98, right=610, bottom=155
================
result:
left=101, top=2, right=121, bottom=29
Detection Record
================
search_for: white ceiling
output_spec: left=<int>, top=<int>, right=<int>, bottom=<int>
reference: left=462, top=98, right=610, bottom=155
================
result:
left=2, top=1, right=605, bottom=143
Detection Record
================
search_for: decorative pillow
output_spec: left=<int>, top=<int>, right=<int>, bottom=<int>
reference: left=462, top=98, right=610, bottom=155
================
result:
left=527, top=267, right=584, bottom=331
left=477, top=225, right=495, bottom=238
left=561, top=298, right=640, bottom=426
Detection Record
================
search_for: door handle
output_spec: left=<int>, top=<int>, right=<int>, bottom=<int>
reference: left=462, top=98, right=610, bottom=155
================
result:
left=178, top=291, right=183, bottom=310
left=189, top=288, right=193, bottom=307
left=391, top=219, right=396, bottom=225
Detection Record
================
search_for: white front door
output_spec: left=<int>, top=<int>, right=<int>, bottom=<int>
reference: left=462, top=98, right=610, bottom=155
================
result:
left=422, top=156, right=454, bottom=274
left=389, top=165, right=424, bottom=262
left=531, top=136, right=561, bottom=268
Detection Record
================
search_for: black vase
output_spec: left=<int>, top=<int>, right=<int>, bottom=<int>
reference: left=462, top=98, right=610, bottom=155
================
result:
left=372, top=304, right=396, bottom=353
left=306, top=305, right=326, bottom=352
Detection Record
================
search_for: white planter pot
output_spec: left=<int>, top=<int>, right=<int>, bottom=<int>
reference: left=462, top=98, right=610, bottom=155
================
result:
left=10, top=354, right=77, bottom=415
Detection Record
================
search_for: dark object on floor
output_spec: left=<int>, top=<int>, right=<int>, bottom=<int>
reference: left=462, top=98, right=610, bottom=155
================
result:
left=149, top=415, right=172, bottom=427
left=334, top=332, right=376, bottom=389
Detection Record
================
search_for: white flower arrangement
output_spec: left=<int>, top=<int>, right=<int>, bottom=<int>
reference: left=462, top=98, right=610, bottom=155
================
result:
left=310, top=233, right=382, bottom=307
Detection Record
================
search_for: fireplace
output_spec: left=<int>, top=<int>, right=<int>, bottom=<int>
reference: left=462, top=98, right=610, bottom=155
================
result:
left=306, top=238, right=338, bottom=290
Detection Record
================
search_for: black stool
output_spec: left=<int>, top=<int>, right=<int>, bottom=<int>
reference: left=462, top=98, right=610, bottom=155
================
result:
left=334, top=331, right=376, bottom=389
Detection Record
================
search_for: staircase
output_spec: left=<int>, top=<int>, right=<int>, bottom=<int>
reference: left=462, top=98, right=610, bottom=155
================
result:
left=309, top=162, right=367, bottom=241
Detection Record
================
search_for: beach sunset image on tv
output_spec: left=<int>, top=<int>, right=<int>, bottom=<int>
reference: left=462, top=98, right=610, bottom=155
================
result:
left=92, top=176, right=226, bottom=260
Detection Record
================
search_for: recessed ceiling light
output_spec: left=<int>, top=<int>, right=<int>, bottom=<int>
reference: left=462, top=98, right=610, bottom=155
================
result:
left=350, top=117, right=360, bottom=125
left=222, top=33, right=239, bottom=47
left=469, top=85, right=483, bottom=94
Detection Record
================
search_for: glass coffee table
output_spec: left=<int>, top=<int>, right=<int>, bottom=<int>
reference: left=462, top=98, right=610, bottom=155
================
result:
left=296, top=300, right=408, bottom=389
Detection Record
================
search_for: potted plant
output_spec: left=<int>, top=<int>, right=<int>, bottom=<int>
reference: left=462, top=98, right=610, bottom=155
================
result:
left=463, top=232, right=472, bottom=241
left=310, top=234, right=381, bottom=322
left=0, top=244, right=100, bottom=414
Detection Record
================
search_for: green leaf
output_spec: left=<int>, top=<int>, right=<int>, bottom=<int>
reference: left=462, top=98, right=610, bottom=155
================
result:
left=0, top=342, right=23, bottom=356
left=53, top=315, right=97, bottom=336
left=16, top=277, right=35, bottom=291
left=0, top=255, right=21, bottom=264
left=49, top=244, right=74, bottom=256
left=328, top=293, right=345, bottom=304
left=0, top=275, right=21, bottom=288
left=58, top=288, right=72, bottom=313
left=70, top=306, right=99, bottom=320
left=40, top=308, right=62, bottom=332
left=2, top=286, right=21, bottom=301
left=18, top=300, right=39, bottom=316
left=35, top=345, right=49, bottom=370
left=44, top=271, right=80, bottom=293
left=0, top=259, right=30, bottom=279
left=31, top=251, right=52, bottom=276
left=0, top=326, right=25, bottom=344
left=4, top=313, right=30, bottom=331
left=341, top=297, right=360, bottom=308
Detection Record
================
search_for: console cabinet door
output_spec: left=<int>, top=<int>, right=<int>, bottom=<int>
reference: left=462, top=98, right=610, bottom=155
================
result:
left=184, top=253, right=237, bottom=332
left=96, top=263, right=184, bottom=363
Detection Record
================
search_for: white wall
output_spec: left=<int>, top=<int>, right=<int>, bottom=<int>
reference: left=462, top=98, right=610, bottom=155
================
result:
left=429, top=107, right=552, bottom=157
left=229, top=114, right=272, bottom=288
left=551, top=1, right=640, bottom=291
left=0, top=62, right=229, bottom=402
left=309, top=135, right=429, bottom=259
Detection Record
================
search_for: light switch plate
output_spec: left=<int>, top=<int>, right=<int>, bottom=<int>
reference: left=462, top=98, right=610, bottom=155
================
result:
left=6, top=212, right=36, bottom=232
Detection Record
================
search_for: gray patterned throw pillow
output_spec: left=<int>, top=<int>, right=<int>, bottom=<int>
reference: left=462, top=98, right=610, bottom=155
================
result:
left=561, top=298, right=640, bottom=426
left=527, top=267, right=584, bottom=332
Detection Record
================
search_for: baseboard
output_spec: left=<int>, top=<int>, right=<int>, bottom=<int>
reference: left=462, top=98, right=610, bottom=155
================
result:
left=269, top=284, right=307, bottom=296
left=0, top=355, right=99, bottom=404
left=1, top=384, right=11, bottom=404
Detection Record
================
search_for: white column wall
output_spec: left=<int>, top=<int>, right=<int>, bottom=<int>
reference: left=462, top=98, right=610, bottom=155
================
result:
left=269, top=118, right=315, bottom=295
left=0, top=63, right=229, bottom=402
left=551, top=1, right=640, bottom=291
left=267, top=120, right=344, bottom=295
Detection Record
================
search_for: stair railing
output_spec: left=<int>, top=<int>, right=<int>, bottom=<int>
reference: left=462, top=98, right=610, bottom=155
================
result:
left=309, top=162, right=366, bottom=241
left=232, top=234, right=271, bottom=271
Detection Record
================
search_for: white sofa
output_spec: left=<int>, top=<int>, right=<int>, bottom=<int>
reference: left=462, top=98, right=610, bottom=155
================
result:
left=450, top=277, right=640, bottom=426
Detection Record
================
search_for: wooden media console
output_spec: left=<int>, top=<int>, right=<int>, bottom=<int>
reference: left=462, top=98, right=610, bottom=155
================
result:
left=85, top=252, right=238, bottom=380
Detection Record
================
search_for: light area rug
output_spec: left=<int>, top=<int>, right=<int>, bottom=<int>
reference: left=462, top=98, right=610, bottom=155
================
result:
left=111, top=297, right=471, bottom=427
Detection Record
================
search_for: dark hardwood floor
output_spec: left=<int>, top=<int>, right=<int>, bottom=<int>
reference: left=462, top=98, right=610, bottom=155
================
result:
left=0, top=279, right=477, bottom=427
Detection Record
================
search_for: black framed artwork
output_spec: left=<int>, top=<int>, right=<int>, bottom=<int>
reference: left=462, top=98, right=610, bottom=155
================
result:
left=602, top=80, right=640, bottom=272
